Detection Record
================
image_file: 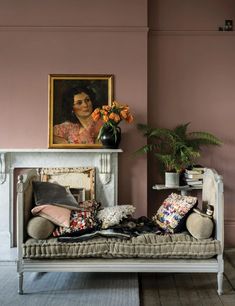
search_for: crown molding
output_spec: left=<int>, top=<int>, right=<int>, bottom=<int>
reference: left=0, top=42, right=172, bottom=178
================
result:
left=150, top=29, right=235, bottom=36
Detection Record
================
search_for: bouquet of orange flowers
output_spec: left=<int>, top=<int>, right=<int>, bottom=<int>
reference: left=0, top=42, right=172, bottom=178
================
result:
left=91, top=101, right=134, bottom=141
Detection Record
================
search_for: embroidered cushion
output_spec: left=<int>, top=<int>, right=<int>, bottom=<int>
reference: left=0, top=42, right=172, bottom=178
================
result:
left=152, top=193, right=197, bottom=233
left=97, top=205, right=136, bottom=229
left=77, top=199, right=101, bottom=213
left=53, top=210, right=97, bottom=237
left=31, top=204, right=71, bottom=228
left=33, top=181, right=79, bottom=210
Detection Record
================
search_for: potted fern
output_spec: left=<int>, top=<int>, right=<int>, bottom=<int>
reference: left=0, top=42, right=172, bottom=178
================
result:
left=136, top=122, right=222, bottom=187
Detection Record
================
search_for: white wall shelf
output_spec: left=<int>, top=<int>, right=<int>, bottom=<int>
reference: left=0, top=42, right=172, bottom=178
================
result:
left=152, top=184, right=202, bottom=196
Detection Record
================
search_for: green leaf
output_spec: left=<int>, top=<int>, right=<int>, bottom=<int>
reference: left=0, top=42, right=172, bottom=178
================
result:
left=136, top=123, right=153, bottom=137
left=174, top=122, right=190, bottom=138
left=188, top=132, right=222, bottom=146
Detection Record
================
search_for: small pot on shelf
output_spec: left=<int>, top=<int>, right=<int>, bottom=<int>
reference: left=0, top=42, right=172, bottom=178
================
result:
left=165, top=172, right=180, bottom=187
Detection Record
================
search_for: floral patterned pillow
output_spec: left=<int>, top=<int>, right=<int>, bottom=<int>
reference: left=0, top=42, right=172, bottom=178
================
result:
left=77, top=199, right=101, bottom=213
left=52, top=200, right=100, bottom=237
left=152, top=193, right=198, bottom=233
left=53, top=209, right=98, bottom=237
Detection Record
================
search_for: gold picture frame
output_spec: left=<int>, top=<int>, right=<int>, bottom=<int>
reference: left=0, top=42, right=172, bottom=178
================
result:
left=48, top=74, right=113, bottom=148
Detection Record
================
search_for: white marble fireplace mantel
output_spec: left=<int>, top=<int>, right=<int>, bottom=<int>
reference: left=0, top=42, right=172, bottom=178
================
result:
left=0, top=148, right=122, bottom=247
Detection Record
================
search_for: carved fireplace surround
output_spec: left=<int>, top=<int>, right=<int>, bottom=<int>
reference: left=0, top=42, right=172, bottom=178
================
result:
left=0, top=149, right=122, bottom=247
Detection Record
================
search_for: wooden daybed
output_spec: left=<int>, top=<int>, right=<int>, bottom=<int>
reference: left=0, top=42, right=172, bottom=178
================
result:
left=17, top=168, right=224, bottom=295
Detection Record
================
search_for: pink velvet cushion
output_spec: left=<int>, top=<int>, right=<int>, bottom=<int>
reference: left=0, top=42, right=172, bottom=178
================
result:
left=31, top=204, right=71, bottom=228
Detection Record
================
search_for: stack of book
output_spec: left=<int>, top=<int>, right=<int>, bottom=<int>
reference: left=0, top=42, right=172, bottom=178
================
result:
left=184, top=167, right=204, bottom=187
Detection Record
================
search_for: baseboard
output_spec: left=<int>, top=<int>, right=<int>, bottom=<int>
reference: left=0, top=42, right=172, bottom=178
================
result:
left=0, top=261, right=16, bottom=265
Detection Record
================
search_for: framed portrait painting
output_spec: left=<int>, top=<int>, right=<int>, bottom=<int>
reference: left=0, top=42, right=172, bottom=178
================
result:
left=48, top=74, right=113, bottom=148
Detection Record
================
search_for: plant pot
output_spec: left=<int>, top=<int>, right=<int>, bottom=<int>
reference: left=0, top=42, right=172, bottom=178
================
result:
left=100, top=126, right=121, bottom=149
left=165, top=172, right=180, bottom=187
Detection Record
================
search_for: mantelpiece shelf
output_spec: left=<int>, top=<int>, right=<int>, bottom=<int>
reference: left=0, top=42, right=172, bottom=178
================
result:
left=0, top=148, right=123, bottom=153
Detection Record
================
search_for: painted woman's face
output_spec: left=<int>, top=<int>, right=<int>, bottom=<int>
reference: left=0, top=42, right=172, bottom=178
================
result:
left=73, top=92, right=93, bottom=119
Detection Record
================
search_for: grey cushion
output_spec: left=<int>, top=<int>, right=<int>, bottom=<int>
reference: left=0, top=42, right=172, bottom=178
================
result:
left=186, top=210, right=214, bottom=239
left=33, top=181, right=79, bottom=210
left=27, top=217, right=55, bottom=239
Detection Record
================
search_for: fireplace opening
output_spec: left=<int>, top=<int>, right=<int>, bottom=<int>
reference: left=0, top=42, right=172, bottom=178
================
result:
left=13, top=167, right=95, bottom=246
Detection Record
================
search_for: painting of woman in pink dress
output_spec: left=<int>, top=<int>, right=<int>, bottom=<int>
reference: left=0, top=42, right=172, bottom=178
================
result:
left=49, top=75, right=113, bottom=148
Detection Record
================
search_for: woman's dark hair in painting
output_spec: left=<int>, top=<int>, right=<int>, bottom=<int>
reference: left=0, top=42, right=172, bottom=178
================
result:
left=62, top=86, right=98, bottom=124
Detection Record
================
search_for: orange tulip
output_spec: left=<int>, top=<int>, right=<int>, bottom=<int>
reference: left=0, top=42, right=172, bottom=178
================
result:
left=92, top=112, right=100, bottom=121
left=120, top=110, right=128, bottom=119
left=122, top=106, right=129, bottom=112
left=109, top=112, right=116, bottom=120
left=112, top=101, right=120, bottom=108
left=114, top=114, right=120, bottom=123
left=102, top=105, right=111, bottom=111
left=103, top=115, right=109, bottom=122
left=126, top=114, right=134, bottom=123
left=93, top=108, right=100, bottom=114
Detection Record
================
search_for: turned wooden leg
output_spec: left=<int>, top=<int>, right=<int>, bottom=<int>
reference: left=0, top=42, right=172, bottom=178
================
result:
left=217, top=272, right=223, bottom=295
left=18, top=272, right=24, bottom=295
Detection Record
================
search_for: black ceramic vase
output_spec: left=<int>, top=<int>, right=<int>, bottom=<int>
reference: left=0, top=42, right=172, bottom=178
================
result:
left=100, top=125, right=121, bottom=149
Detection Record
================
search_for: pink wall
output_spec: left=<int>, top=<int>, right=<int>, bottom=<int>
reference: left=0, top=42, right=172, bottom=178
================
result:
left=148, top=0, right=235, bottom=246
left=0, top=0, right=148, bottom=216
left=0, top=0, right=147, bottom=27
left=1, top=0, right=235, bottom=246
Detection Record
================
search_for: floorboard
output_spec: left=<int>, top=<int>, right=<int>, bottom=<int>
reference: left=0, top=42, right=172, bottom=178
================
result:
left=174, top=273, right=203, bottom=306
left=192, top=273, right=223, bottom=306
left=156, top=273, right=181, bottom=306
left=139, top=274, right=161, bottom=306
left=139, top=249, right=235, bottom=306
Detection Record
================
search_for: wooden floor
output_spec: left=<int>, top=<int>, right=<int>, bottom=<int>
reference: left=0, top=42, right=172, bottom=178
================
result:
left=139, top=249, right=235, bottom=306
